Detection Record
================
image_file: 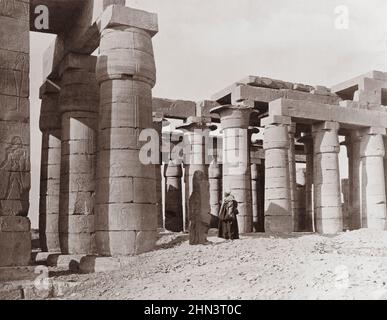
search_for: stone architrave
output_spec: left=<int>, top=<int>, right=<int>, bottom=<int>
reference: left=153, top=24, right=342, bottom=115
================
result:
left=39, top=80, right=61, bottom=253
left=210, top=105, right=255, bottom=234
left=312, top=121, right=343, bottom=234
left=0, top=0, right=31, bottom=267
left=58, top=54, right=99, bottom=255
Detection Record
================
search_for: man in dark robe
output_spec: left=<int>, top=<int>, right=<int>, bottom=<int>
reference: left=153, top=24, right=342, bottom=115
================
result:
left=218, top=192, right=239, bottom=240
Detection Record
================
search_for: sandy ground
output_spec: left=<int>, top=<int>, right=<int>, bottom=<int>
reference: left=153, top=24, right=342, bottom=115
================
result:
left=39, top=229, right=387, bottom=300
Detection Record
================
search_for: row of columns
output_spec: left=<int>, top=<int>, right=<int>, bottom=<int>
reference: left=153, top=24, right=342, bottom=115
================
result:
left=39, top=5, right=160, bottom=257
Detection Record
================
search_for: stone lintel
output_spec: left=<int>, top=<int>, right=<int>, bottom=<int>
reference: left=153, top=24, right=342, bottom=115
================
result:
left=269, top=98, right=387, bottom=129
left=261, top=115, right=291, bottom=127
left=57, top=53, right=97, bottom=78
left=332, top=70, right=387, bottom=93
left=39, top=79, right=60, bottom=99
left=177, top=116, right=216, bottom=131
left=152, top=98, right=196, bottom=120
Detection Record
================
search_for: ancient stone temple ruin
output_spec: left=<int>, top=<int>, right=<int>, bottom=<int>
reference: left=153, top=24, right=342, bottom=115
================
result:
left=1, top=0, right=387, bottom=276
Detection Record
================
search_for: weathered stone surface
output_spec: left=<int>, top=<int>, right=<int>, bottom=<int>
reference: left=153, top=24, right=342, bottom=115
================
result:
left=0, top=217, right=31, bottom=267
left=164, top=163, right=183, bottom=232
left=360, top=130, right=387, bottom=230
left=312, top=122, right=343, bottom=234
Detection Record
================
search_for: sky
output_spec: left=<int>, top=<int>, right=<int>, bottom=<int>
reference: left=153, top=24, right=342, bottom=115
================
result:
left=29, top=0, right=387, bottom=227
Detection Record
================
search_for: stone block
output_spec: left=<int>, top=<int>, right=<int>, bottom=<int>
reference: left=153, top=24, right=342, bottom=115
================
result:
left=95, top=177, right=134, bottom=204
left=0, top=16, right=29, bottom=53
left=95, top=203, right=157, bottom=231
left=95, top=230, right=136, bottom=256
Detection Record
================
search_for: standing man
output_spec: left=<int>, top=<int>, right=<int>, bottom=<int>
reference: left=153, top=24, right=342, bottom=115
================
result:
left=218, top=192, right=239, bottom=240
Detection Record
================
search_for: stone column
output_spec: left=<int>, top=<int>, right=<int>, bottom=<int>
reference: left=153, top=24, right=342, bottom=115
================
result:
left=298, top=133, right=314, bottom=232
left=58, top=54, right=99, bottom=255
left=95, top=8, right=158, bottom=256
left=209, top=137, right=222, bottom=219
left=346, top=131, right=361, bottom=230
left=288, top=123, right=297, bottom=228
left=153, top=113, right=166, bottom=229
left=360, top=127, right=387, bottom=229
left=312, top=121, right=342, bottom=234
left=211, top=105, right=254, bottom=234
left=164, top=162, right=183, bottom=232
left=262, top=115, right=292, bottom=233
left=0, top=1, right=31, bottom=267
left=294, top=168, right=307, bottom=231
left=39, top=81, right=61, bottom=253
left=250, top=143, right=264, bottom=232
left=178, top=117, right=214, bottom=245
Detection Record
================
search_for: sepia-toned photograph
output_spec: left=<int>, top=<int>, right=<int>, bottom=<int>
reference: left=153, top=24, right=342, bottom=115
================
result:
left=1, top=0, right=387, bottom=305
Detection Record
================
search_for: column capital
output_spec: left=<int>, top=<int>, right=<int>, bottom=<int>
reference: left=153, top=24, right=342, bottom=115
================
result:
left=99, top=5, right=158, bottom=37
left=261, top=115, right=291, bottom=127
left=164, top=162, right=183, bottom=178
left=39, top=81, right=61, bottom=132
left=210, top=105, right=255, bottom=129
left=58, top=53, right=97, bottom=79
left=312, top=121, right=339, bottom=133
left=177, top=116, right=217, bottom=132
left=360, top=131, right=385, bottom=158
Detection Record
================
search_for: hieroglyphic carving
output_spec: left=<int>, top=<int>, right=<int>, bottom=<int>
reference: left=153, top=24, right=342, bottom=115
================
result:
left=73, top=176, right=94, bottom=215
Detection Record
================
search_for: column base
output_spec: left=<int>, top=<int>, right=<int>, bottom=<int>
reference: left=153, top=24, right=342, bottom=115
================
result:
left=0, top=266, right=37, bottom=282
left=0, top=217, right=31, bottom=267
left=79, top=255, right=134, bottom=274
left=46, top=254, right=87, bottom=271
left=315, top=218, right=343, bottom=234
left=265, top=216, right=293, bottom=233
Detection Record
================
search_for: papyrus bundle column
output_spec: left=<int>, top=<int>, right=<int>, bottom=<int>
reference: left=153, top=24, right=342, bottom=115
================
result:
left=263, top=115, right=292, bottom=233
left=58, top=55, right=98, bottom=255
left=0, top=0, right=31, bottom=266
left=179, top=117, right=213, bottom=244
left=312, top=121, right=342, bottom=234
left=360, top=127, right=387, bottom=229
left=95, top=8, right=158, bottom=256
left=211, top=105, right=254, bottom=233
left=39, top=81, right=61, bottom=253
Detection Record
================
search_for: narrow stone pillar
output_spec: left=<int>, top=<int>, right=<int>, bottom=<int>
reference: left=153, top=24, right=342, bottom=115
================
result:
left=341, top=179, right=350, bottom=230
left=210, top=105, right=254, bottom=233
left=95, top=9, right=158, bottom=256
left=153, top=113, right=166, bottom=229
left=0, top=2, right=31, bottom=266
left=250, top=143, right=264, bottom=232
left=58, top=55, right=99, bottom=255
left=262, top=115, right=292, bottom=233
left=360, top=127, right=387, bottom=229
left=346, top=131, right=361, bottom=230
left=298, top=133, right=314, bottom=232
left=164, top=162, right=183, bottom=232
left=288, top=123, right=297, bottom=228
left=39, top=81, right=61, bottom=253
left=294, top=168, right=307, bottom=231
left=178, top=117, right=214, bottom=245
left=209, top=137, right=222, bottom=219
left=312, top=121, right=342, bottom=234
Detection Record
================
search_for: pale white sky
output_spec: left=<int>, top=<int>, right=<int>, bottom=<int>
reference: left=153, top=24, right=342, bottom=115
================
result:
left=29, top=0, right=387, bottom=227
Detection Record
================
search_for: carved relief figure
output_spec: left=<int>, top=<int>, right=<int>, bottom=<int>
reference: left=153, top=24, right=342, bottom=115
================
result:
left=0, top=0, right=15, bottom=17
left=0, top=136, right=28, bottom=216
left=73, top=176, right=93, bottom=215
